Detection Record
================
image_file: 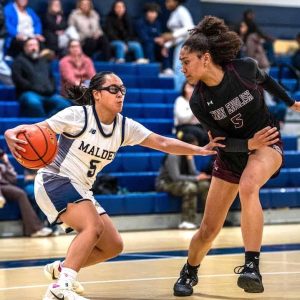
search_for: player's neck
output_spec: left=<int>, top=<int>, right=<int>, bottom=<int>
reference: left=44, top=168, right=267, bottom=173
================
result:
left=202, top=65, right=224, bottom=87
left=96, top=107, right=115, bottom=125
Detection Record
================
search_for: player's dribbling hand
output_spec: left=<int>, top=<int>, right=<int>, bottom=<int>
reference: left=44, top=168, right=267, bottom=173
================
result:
left=4, top=127, right=28, bottom=159
left=248, top=126, right=279, bottom=150
left=290, top=101, right=300, bottom=112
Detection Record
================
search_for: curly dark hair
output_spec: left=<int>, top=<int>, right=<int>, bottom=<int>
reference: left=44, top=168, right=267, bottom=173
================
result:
left=182, top=16, right=242, bottom=65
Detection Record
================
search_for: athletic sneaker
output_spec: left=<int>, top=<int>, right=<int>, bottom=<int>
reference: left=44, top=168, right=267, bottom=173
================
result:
left=234, top=262, right=264, bottom=293
left=178, top=221, right=197, bottom=230
left=44, top=261, right=85, bottom=294
left=173, top=263, right=199, bottom=296
left=43, top=282, right=90, bottom=300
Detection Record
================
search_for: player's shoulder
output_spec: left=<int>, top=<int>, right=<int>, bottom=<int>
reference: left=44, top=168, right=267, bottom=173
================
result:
left=231, top=57, right=258, bottom=72
left=230, top=57, right=259, bottom=79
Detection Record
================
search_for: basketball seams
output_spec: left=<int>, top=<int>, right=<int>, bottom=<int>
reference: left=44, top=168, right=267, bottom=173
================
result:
left=35, top=124, right=49, bottom=158
left=16, top=125, right=58, bottom=169
left=22, top=131, right=47, bottom=165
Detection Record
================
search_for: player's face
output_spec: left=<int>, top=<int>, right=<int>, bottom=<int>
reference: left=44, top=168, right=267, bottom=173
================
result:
left=97, top=75, right=125, bottom=114
left=180, top=48, right=207, bottom=85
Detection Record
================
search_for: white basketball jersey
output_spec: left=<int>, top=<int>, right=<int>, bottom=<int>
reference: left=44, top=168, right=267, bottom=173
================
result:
left=38, top=105, right=152, bottom=189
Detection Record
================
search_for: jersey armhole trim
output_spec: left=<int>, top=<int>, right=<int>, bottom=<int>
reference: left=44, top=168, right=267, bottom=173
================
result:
left=62, top=106, right=88, bottom=138
left=120, top=116, right=126, bottom=146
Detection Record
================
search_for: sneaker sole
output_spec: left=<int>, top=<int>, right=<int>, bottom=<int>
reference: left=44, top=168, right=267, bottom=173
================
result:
left=237, top=275, right=264, bottom=293
left=173, top=290, right=193, bottom=297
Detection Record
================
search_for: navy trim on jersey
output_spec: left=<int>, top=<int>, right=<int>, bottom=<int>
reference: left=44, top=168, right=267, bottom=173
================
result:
left=63, top=106, right=88, bottom=138
left=92, top=105, right=117, bottom=138
left=53, top=135, right=75, bottom=169
left=42, top=173, right=84, bottom=213
left=121, top=116, right=126, bottom=145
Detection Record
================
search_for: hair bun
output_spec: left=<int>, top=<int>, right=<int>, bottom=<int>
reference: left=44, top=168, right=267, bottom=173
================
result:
left=196, top=15, right=228, bottom=37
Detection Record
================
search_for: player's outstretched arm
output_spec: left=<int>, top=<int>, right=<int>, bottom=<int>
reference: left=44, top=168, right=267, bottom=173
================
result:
left=139, top=133, right=225, bottom=156
left=4, top=121, right=51, bottom=159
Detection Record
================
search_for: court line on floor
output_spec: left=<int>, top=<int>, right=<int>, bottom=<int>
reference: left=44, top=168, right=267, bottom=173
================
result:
left=1, top=243, right=300, bottom=269
left=1, top=271, right=300, bottom=291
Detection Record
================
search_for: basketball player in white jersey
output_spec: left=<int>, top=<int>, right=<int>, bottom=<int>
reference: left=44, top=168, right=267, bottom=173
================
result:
left=5, top=71, right=224, bottom=300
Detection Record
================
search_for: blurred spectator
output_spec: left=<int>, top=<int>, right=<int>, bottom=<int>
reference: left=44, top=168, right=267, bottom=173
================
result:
left=68, top=0, right=111, bottom=61
left=155, top=133, right=210, bottom=229
left=12, top=37, right=71, bottom=117
left=155, top=0, right=194, bottom=90
left=174, top=81, right=208, bottom=146
left=43, top=0, right=79, bottom=57
left=4, top=0, right=45, bottom=58
left=235, top=21, right=248, bottom=58
left=0, top=0, right=13, bottom=85
left=59, top=39, right=96, bottom=97
left=0, top=148, right=52, bottom=237
left=292, top=32, right=300, bottom=71
left=245, top=31, right=270, bottom=70
left=135, top=2, right=171, bottom=71
left=105, top=0, right=148, bottom=63
left=243, top=9, right=275, bottom=65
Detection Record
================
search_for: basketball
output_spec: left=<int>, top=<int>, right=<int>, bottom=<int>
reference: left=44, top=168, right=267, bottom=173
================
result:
left=16, top=125, right=58, bottom=169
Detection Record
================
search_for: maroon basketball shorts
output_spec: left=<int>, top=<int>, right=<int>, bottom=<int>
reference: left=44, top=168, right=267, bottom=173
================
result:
left=212, top=140, right=284, bottom=184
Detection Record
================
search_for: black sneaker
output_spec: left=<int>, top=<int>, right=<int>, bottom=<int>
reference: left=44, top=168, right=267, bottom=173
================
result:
left=234, top=262, right=264, bottom=293
left=173, top=264, right=198, bottom=297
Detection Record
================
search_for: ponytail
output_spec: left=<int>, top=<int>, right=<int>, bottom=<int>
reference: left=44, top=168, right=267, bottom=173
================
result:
left=66, top=71, right=115, bottom=105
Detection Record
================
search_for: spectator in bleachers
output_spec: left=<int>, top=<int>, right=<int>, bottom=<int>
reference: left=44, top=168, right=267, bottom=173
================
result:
left=292, top=32, right=300, bottom=71
left=174, top=81, right=208, bottom=146
left=12, top=37, right=71, bottom=117
left=43, top=0, right=79, bottom=57
left=4, top=0, right=45, bottom=58
left=238, top=18, right=287, bottom=125
left=0, top=148, right=52, bottom=237
left=105, top=0, right=148, bottom=63
left=0, top=0, right=13, bottom=86
left=59, top=39, right=96, bottom=97
left=68, top=0, right=111, bottom=61
left=135, top=2, right=171, bottom=72
left=155, top=133, right=211, bottom=229
left=155, top=0, right=194, bottom=90
left=243, top=9, right=275, bottom=65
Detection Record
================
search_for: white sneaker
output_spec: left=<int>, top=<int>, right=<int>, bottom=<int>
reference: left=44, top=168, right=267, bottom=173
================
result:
left=44, top=261, right=85, bottom=295
left=31, top=227, right=52, bottom=237
left=159, top=68, right=175, bottom=77
left=136, top=58, right=149, bottom=64
left=43, top=283, right=90, bottom=300
left=178, top=221, right=197, bottom=230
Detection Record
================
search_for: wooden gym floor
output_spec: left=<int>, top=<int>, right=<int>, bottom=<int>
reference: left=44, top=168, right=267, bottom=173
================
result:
left=0, top=224, right=300, bottom=300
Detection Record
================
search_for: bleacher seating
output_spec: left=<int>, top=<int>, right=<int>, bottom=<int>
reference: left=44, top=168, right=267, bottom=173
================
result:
left=1, top=60, right=300, bottom=227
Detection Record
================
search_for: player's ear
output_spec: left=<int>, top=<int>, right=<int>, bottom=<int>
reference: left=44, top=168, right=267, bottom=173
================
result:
left=92, top=90, right=101, bottom=102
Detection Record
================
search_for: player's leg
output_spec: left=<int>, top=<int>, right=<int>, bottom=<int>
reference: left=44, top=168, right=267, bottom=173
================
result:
left=43, top=200, right=103, bottom=300
left=44, top=210, right=123, bottom=295
left=236, top=146, right=282, bottom=293
left=81, top=213, right=123, bottom=267
left=174, top=177, right=239, bottom=296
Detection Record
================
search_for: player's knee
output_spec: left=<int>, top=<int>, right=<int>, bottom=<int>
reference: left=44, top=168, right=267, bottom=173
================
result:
left=86, top=220, right=105, bottom=241
left=198, top=221, right=220, bottom=243
left=111, top=235, right=124, bottom=256
left=239, top=178, right=259, bottom=199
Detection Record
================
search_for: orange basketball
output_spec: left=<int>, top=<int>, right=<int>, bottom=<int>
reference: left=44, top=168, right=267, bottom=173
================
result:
left=16, top=125, right=58, bottom=169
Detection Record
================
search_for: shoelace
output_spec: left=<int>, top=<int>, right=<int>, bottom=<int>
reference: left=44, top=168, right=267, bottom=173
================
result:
left=234, top=262, right=259, bottom=275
